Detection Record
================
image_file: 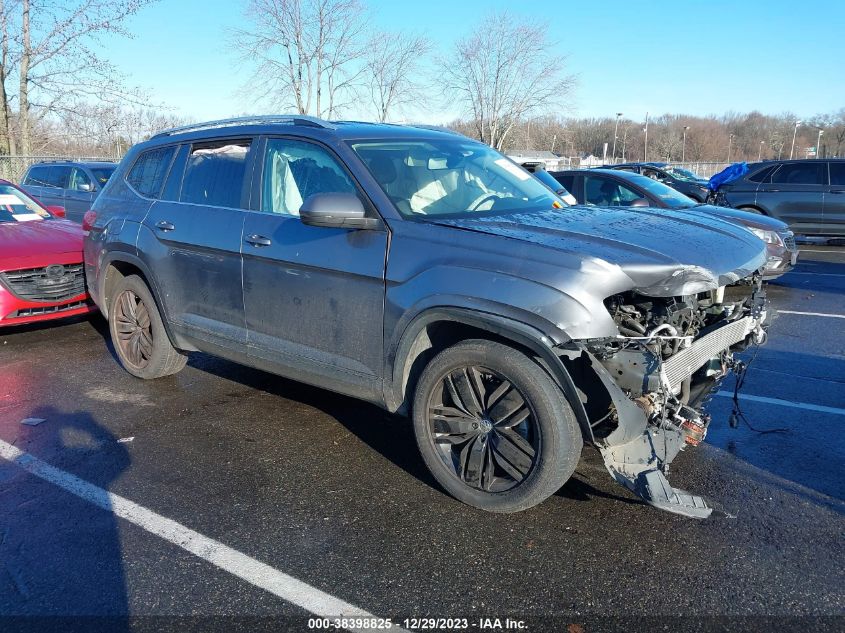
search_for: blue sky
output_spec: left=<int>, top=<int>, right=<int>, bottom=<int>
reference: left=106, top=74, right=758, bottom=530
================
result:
left=105, top=0, right=845, bottom=123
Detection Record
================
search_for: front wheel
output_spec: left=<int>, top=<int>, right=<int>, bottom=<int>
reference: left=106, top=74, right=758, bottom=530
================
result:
left=412, top=339, right=583, bottom=513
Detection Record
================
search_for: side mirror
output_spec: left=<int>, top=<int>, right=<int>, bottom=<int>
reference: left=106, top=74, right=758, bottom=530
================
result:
left=78, top=182, right=94, bottom=192
left=629, top=198, right=649, bottom=208
left=46, top=205, right=66, bottom=218
left=299, top=193, right=381, bottom=230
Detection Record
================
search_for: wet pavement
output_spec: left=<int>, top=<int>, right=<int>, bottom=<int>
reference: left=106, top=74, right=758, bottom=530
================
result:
left=0, top=247, right=843, bottom=630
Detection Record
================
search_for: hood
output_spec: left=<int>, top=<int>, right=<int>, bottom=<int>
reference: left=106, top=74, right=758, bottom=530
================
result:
left=0, top=219, right=83, bottom=269
left=693, top=204, right=789, bottom=232
left=433, top=205, right=767, bottom=296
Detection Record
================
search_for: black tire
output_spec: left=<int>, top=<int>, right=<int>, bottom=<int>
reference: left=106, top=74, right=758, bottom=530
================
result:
left=108, top=274, right=187, bottom=379
left=412, top=339, right=583, bottom=513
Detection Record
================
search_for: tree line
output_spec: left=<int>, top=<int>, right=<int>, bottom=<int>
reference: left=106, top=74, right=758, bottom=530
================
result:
left=0, top=0, right=840, bottom=166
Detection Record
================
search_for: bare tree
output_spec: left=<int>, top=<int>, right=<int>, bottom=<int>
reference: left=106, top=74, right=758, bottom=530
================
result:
left=363, top=30, right=430, bottom=122
left=441, top=12, right=575, bottom=150
left=237, top=0, right=368, bottom=118
left=6, top=0, right=155, bottom=154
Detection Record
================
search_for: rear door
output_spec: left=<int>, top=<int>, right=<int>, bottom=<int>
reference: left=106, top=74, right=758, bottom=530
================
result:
left=825, top=162, right=845, bottom=235
left=139, top=139, right=255, bottom=352
left=756, top=161, right=826, bottom=233
left=241, top=136, right=388, bottom=399
left=64, top=166, right=97, bottom=222
left=24, top=165, right=69, bottom=209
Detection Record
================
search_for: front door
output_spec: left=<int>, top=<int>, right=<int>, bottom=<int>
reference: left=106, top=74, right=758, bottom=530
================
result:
left=140, top=139, right=255, bottom=350
left=241, top=137, right=388, bottom=399
left=756, top=161, right=826, bottom=233
left=825, top=162, right=845, bottom=235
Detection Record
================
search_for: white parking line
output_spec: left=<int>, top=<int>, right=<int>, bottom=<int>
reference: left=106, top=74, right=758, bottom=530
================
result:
left=778, top=310, right=845, bottom=319
left=0, top=438, right=396, bottom=632
left=785, top=271, right=845, bottom=277
left=715, top=392, right=845, bottom=416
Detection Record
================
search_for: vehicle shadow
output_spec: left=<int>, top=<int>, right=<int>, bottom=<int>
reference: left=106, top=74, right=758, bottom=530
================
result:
left=0, top=405, right=131, bottom=626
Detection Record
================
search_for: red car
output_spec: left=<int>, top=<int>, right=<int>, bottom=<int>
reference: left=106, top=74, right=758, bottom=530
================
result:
left=0, top=179, right=96, bottom=327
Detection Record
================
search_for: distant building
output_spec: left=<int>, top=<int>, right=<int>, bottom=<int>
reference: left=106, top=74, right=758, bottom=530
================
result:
left=577, top=154, right=605, bottom=167
left=506, top=150, right=569, bottom=171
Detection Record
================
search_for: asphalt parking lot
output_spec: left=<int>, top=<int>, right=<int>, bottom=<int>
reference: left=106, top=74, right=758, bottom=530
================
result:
left=1, top=246, right=843, bottom=631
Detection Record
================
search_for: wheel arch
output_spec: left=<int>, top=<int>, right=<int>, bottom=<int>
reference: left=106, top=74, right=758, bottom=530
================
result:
left=99, top=252, right=187, bottom=350
left=736, top=204, right=768, bottom=216
left=386, top=307, right=594, bottom=444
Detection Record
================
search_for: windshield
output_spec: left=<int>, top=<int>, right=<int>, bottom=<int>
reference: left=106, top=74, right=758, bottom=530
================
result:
left=0, top=185, right=50, bottom=223
left=627, top=173, right=697, bottom=208
left=90, top=167, right=115, bottom=186
left=666, top=167, right=702, bottom=182
left=350, top=139, right=564, bottom=218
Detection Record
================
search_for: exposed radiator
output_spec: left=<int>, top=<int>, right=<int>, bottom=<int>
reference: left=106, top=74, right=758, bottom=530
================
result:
left=663, top=316, right=755, bottom=390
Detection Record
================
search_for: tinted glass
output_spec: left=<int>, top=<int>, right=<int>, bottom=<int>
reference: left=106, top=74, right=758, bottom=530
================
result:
left=828, top=162, right=845, bottom=186
left=625, top=173, right=695, bottom=208
left=181, top=140, right=251, bottom=208
left=42, top=165, right=69, bottom=188
left=771, top=162, right=827, bottom=185
left=68, top=167, right=92, bottom=191
left=584, top=176, right=643, bottom=206
left=551, top=173, right=576, bottom=192
left=127, top=146, right=176, bottom=198
left=748, top=165, right=776, bottom=183
left=23, top=165, right=50, bottom=186
left=262, top=139, right=357, bottom=215
left=351, top=140, right=563, bottom=218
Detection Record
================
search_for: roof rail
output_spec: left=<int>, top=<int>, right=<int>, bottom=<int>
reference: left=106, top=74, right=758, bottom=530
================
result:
left=152, top=115, right=336, bottom=139
left=408, top=124, right=464, bottom=136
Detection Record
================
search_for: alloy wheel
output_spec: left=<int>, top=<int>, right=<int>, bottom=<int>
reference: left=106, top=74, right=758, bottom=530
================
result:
left=114, top=290, right=153, bottom=369
left=427, top=365, right=540, bottom=492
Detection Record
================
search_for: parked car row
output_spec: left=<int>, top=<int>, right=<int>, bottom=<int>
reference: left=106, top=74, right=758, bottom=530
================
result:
left=551, top=168, right=798, bottom=279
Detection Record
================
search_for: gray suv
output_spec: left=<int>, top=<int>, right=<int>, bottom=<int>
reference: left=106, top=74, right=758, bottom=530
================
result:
left=21, top=160, right=116, bottom=223
left=718, top=159, right=845, bottom=236
left=84, top=116, right=771, bottom=518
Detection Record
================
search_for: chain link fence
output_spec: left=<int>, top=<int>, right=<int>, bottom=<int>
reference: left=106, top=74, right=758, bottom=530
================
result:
left=0, top=154, right=121, bottom=183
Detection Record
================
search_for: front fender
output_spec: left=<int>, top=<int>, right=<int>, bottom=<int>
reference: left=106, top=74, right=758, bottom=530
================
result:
left=385, top=306, right=594, bottom=444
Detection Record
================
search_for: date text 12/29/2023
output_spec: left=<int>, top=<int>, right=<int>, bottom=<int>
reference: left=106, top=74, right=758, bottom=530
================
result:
left=307, top=617, right=528, bottom=630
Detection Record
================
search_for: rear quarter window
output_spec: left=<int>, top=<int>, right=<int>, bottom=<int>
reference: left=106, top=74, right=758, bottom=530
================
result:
left=127, top=146, right=177, bottom=198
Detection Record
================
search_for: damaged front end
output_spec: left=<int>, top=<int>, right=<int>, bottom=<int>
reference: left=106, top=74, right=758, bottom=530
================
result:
left=559, top=276, right=769, bottom=518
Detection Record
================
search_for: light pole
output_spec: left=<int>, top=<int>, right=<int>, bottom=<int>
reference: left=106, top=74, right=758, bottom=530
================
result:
left=727, top=133, right=734, bottom=162
left=622, top=127, right=628, bottom=162
left=682, top=126, right=690, bottom=162
left=612, top=112, right=622, bottom=162
left=643, top=112, right=649, bottom=162
left=758, top=140, right=764, bottom=161
left=790, top=120, right=802, bottom=159
left=815, top=128, right=823, bottom=158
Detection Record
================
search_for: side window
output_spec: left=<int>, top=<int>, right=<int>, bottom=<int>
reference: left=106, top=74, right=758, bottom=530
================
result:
left=23, top=165, right=49, bottom=186
left=771, top=163, right=827, bottom=185
left=261, top=138, right=357, bottom=216
left=748, top=165, right=776, bottom=183
left=551, top=173, right=575, bottom=193
left=68, top=167, right=93, bottom=192
left=585, top=176, right=641, bottom=206
left=828, top=163, right=845, bottom=186
left=181, top=140, right=251, bottom=208
left=127, top=146, right=176, bottom=198
left=47, top=166, right=70, bottom=189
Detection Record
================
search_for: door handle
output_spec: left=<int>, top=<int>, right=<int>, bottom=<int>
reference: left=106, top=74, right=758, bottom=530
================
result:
left=155, top=220, right=175, bottom=232
left=245, top=234, right=272, bottom=247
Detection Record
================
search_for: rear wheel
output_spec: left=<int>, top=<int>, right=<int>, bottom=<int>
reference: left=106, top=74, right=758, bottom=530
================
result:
left=412, top=339, right=582, bottom=513
left=109, top=275, right=186, bottom=379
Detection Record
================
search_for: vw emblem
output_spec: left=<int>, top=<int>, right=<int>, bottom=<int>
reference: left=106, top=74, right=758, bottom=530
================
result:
left=45, top=264, right=65, bottom=279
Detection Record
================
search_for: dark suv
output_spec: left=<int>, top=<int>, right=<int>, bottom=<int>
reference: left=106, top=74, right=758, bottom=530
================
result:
left=21, top=160, right=117, bottom=223
left=716, top=159, right=845, bottom=236
left=84, top=116, right=770, bottom=518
